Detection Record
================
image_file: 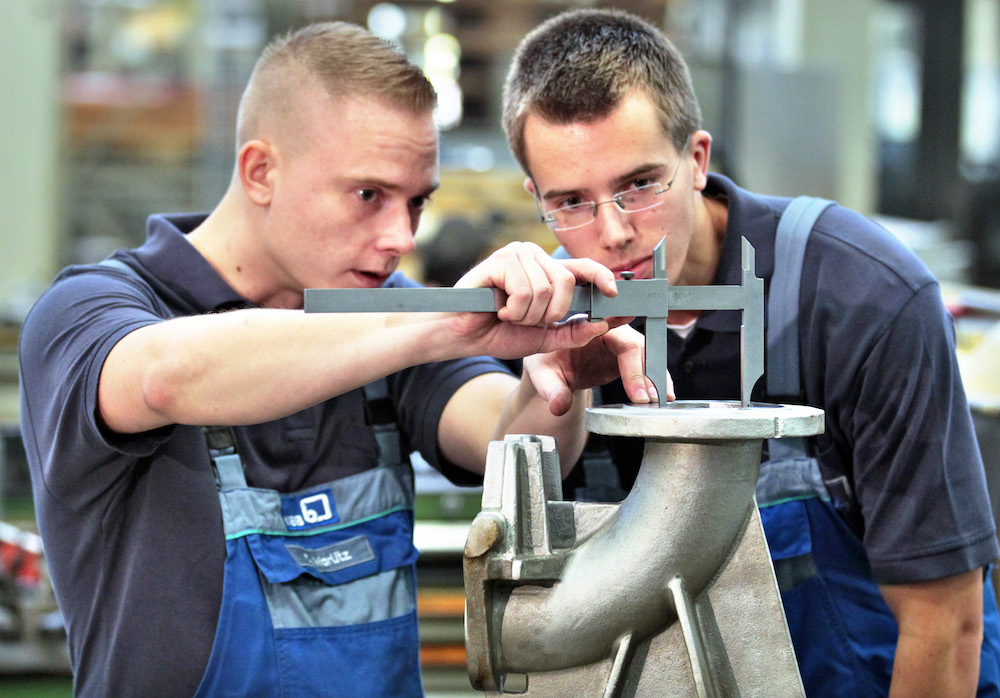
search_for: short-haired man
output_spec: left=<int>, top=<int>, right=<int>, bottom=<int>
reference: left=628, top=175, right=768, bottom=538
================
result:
left=19, top=22, right=655, bottom=697
left=503, top=9, right=1000, bottom=695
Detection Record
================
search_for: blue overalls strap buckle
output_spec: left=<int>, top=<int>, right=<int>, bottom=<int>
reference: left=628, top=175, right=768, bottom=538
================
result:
left=201, top=426, right=245, bottom=492
left=203, top=425, right=236, bottom=454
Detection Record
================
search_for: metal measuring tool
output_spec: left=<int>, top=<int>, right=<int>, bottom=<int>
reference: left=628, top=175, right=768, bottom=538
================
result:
left=305, top=237, right=764, bottom=407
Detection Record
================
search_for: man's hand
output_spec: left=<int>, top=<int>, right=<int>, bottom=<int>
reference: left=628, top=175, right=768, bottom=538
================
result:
left=449, top=241, right=623, bottom=360
left=435, top=241, right=664, bottom=469
left=524, top=323, right=668, bottom=416
left=442, top=320, right=663, bottom=476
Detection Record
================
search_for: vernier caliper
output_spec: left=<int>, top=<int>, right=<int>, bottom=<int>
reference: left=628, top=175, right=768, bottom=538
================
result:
left=305, top=237, right=764, bottom=407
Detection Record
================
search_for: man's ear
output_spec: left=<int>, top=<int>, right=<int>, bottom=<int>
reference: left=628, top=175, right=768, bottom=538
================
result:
left=690, top=130, right=712, bottom=191
left=523, top=177, right=537, bottom=197
left=237, top=139, right=277, bottom=206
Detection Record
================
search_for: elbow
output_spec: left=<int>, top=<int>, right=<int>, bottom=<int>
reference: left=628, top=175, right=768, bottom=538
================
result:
left=140, top=370, right=181, bottom=420
left=956, top=609, right=985, bottom=660
left=98, top=367, right=178, bottom=435
left=949, top=616, right=984, bottom=694
left=139, top=346, right=211, bottom=424
left=128, top=351, right=199, bottom=429
left=99, top=323, right=204, bottom=432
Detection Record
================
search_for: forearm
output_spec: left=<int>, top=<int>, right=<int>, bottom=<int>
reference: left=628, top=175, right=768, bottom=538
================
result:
left=101, top=243, right=633, bottom=437
left=889, top=626, right=981, bottom=697
left=881, top=570, right=985, bottom=698
left=494, top=372, right=591, bottom=475
left=100, top=308, right=461, bottom=432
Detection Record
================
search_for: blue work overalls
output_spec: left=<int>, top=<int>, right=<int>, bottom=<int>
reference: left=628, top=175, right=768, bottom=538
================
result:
left=192, top=382, right=424, bottom=698
left=98, top=258, right=424, bottom=696
left=759, top=197, right=1000, bottom=696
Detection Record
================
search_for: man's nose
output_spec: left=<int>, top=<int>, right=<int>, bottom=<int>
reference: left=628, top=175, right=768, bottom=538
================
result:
left=594, top=201, right=636, bottom=250
left=377, top=207, right=417, bottom=255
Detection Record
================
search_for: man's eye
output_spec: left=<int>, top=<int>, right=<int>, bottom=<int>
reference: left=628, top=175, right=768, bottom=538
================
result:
left=409, top=195, right=430, bottom=211
left=626, top=177, right=656, bottom=190
left=357, top=188, right=379, bottom=203
left=560, top=196, right=588, bottom=210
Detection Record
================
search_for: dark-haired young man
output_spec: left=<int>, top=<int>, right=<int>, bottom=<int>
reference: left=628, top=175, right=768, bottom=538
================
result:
left=503, top=9, right=1000, bottom=695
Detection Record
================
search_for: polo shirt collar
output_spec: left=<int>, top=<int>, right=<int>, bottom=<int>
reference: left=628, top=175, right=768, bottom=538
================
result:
left=133, top=213, right=250, bottom=314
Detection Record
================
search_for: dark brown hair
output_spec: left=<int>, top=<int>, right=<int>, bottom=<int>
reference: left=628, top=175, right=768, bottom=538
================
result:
left=503, top=9, right=701, bottom=175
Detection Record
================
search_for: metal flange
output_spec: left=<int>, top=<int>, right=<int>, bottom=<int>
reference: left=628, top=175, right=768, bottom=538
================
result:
left=586, top=400, right=825, bottom=440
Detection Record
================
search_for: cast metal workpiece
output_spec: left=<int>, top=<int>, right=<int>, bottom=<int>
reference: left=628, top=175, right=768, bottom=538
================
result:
left=305, top=237, right=764, bottom=407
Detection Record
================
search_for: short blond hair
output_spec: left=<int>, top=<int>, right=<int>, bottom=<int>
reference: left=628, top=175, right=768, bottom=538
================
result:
left=236, top=21, right=437, bottom=147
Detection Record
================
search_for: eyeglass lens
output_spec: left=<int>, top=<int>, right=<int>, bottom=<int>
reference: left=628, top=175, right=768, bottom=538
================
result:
left=542, top=135, right=690, bottom=231
left=547, top=183, right=663, bottom=230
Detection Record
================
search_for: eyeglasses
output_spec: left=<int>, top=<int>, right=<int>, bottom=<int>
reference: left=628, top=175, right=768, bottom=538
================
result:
left=535, top=136, right=690, bottom=232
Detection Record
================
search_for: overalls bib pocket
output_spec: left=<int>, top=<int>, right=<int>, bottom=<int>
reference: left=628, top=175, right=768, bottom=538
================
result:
left=245, top=512, right=423, bottom=698
left=196, top=461, right=427, bottom=698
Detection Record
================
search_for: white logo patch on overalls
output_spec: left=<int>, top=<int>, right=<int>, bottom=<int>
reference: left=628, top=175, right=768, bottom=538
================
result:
left=280, top=488, right=339, bottom=530
left=286, top=535, right=375, bottom=573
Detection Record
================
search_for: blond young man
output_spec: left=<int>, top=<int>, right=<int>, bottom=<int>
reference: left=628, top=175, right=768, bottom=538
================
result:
left=19, top=22, right=655, bottom=697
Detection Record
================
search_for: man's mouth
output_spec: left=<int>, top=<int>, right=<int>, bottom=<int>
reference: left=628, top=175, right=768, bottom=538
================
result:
left=353, top=270, right=389, bottom=287
left=613, top=257, right=653, bottom=280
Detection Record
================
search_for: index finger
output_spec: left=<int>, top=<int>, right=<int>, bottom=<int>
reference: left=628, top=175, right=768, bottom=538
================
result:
left=558, top=258, right=618, bottom=297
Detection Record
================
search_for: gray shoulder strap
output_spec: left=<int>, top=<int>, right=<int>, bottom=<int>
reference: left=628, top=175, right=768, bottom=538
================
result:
left=766, top=196, right=834, bottom=397
left=362, top=378, right=404, bottom=467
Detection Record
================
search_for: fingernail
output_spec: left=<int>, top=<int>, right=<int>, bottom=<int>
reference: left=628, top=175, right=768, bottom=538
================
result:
left=648, top=386, right=658, bottom=401
left=636, top=389, right=649, bottom=402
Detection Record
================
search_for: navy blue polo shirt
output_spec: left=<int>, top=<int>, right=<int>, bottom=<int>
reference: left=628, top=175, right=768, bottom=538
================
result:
left=581, top=173, right=997, bottom=585
left=18, top=213, right=510, bottom=696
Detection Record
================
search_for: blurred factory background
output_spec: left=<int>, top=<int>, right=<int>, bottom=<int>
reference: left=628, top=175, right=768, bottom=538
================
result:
left=1, top=0, right=1000, bottom=695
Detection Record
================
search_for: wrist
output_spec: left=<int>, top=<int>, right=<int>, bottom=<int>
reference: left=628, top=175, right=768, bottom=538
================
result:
left=383, top=311, right=479, bottom=364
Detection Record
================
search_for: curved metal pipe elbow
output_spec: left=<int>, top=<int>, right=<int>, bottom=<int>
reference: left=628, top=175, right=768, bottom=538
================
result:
left=499, top=438, right=761, bottom=672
